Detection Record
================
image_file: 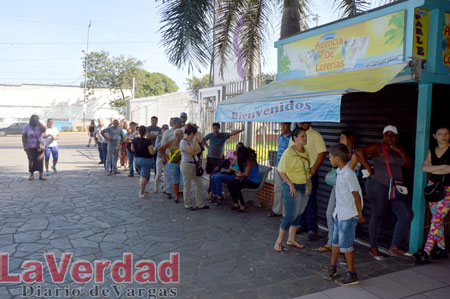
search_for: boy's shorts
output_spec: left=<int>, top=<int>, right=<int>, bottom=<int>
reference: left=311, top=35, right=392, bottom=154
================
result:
left=332, top=216, right=358, bottom=253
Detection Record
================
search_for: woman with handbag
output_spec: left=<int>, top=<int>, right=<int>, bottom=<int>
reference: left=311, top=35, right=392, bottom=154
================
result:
left=227, top=146, right=260, bottom=213
left=420, top=125, right=450, bottom=261
left=22, top=115, right=46, bottom=180
left=356, top=125, right=414, bottom=258
left=319, top=131, right=361, bottom=252
left=180, top=123, right=209, bottom=211
left=274, top=127, right=310, bottom=251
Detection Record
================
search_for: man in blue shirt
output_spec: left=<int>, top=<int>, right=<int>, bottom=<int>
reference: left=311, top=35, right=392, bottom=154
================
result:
left=203, top=122, right=244, bottom=203
left=268, top=122, right=292, bottom=217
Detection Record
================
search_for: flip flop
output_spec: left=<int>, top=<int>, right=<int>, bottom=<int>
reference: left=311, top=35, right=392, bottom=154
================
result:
left=286, top=241, right=304, bottom=249
left=274, top=242, right=284, bottom=252
left=318, top=244, right=332, bottom=252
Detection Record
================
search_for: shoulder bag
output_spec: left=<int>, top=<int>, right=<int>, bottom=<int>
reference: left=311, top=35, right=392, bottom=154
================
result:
left=382, top=144, right=409, bottom=200
left=183, top=138, right=204, bottom=176
left=293, top=148, right=312, bottom=196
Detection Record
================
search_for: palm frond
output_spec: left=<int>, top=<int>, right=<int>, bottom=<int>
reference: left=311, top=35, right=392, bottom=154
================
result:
left=157, top=0, right=213, bottom=73
left=239, top=0, right=271, bottom=78
left=213, top=0, right=247, bottom=79
left=333, top=0, right=370, bottom=18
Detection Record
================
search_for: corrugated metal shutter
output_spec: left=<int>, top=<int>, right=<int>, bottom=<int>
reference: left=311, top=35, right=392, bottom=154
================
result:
left=313, top=83, right=418, bottom=247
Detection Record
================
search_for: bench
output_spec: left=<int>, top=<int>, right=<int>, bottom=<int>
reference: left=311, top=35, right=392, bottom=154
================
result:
left=222, top=165, right=272, bottom=207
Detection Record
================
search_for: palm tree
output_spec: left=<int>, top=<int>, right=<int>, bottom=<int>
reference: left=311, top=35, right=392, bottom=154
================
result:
left=157, top=0, right=370, bottom=80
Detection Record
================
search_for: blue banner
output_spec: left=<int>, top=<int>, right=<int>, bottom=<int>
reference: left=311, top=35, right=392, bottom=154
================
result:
left=216, top=95, right=341, bottom=123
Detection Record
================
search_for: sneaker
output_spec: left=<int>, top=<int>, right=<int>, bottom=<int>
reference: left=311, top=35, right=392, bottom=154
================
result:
left=98, top=162, right=103, bottom=164
left=198, top=205, right=210, bottom=210
left=185, top=207, right=196, bottom=211
left=415, top=249, right=429, bottom=264
left=45, top=170, right=50, bottom=176
left=105, top=172, right=111, bottom=176
left=323, top=265, right=337, bottom=281
left=51, top=166, right=57, bottom=174
left=335, top=271, right=359, bottom=286
left=128, top=174, right=134, bottom=177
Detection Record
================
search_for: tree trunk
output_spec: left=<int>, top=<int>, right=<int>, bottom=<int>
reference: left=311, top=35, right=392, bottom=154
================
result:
left=280, top=0, right=301, bottom=40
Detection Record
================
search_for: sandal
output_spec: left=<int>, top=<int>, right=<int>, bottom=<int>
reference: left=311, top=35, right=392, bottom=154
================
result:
left=28, top=175, right=34, bottom=181
left=389, top=246, right=406, bottom=256
left=318, top=244, right=332, bottom=252
left=369, top=247, right=385, bottom=260
left=214, top=198, right=223, bottom=206
left=39, top=176, right=47, bottom=180
left=286, top=240, right=304, bottom=249
left=274, top=242, right=283, bottom=252
left=231, top=205, right=240, bottom=211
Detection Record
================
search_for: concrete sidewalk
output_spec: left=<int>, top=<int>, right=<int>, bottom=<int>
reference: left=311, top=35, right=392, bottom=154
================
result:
left=295, top=259, right=450, bottom=299
left=0, top=134, right=447, bottom=298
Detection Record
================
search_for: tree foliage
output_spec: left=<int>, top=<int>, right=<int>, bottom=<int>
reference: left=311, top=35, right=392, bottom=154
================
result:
left=135, top=70, right=179, bottom=98
left=82, top=51, right=178, bottom=107
left=185, top=74, right=210, bottom=92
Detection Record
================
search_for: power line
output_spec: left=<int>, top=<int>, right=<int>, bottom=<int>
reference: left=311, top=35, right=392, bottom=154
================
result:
left=0, top=41, right=158, bottom=45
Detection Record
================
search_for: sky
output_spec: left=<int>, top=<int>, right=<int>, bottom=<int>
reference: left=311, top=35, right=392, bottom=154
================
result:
left=0, top=0, right=381, bottom=90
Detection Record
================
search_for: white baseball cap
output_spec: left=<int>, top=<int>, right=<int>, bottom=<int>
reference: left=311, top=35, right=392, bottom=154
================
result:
left=383, top=125, right=398, bottom=135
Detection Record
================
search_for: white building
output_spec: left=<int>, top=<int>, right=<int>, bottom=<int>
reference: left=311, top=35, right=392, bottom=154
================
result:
left=0, top=84, right=131, bottom=128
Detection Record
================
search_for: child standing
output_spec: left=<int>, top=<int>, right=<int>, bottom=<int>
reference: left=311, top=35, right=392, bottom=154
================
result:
left=324, top=144, right=365, bottom=286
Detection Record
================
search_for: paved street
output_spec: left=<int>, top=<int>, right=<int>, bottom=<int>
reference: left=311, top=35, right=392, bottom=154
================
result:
left=0, top=133, right=422, bottom=298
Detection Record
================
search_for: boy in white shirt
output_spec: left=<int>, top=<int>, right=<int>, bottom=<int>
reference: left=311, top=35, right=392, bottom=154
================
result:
left=324, top=144, right=365, bottom=286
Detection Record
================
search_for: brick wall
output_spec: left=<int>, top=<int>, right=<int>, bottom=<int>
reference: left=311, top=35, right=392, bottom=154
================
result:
left=256, top=183, right=274, bottom=210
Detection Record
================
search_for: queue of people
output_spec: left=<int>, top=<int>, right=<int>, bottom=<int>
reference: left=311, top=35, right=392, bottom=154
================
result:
left=21, top=113, right=450, bottom=286
left=267, top=122, right=450, bottom=286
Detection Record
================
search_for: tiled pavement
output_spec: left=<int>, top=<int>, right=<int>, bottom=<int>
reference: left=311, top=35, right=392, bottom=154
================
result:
left=294, top=259, right=450, bottom=299
left=0, top=134, right=447, bottom=298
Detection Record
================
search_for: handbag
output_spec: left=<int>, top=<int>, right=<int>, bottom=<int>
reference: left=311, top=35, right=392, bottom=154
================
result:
left=382, top=144, right=409, bottom=200
left=32, top=127, right=45, bottom=152
left=424, top=176, right=446, bottom=202
left=194, top=158, right=204, bottom=177
left=293, top=148, right=312, bottom=196
left=325, top=168, right=337, bottom=187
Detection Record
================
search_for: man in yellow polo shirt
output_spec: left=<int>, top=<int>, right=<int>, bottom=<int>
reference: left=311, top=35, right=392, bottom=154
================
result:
left=289, top=122, right=327, bottom=240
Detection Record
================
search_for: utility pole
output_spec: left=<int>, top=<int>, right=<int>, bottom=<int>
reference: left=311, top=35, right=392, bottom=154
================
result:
left=83, top=21, right=91, bottom=131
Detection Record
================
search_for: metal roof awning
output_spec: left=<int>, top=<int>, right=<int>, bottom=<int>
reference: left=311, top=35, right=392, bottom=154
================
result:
left=216, top=63, right=407, bottom=123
